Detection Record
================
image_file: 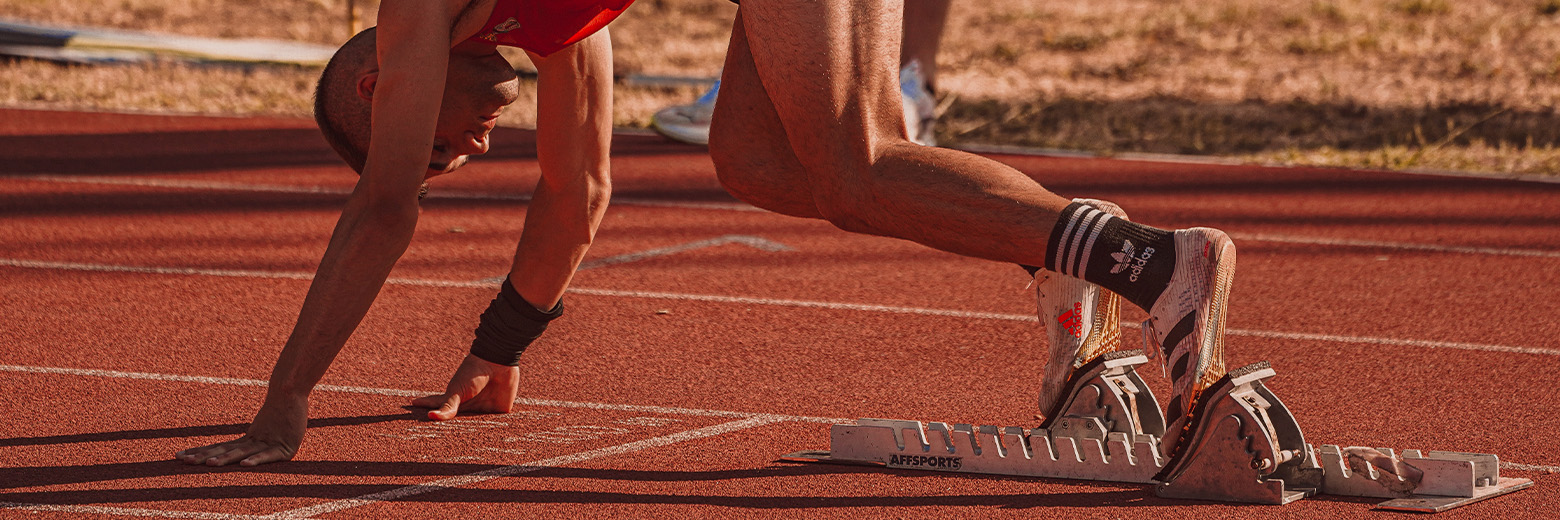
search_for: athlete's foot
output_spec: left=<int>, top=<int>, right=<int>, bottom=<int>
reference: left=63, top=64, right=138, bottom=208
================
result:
left=1035, top=199, right=1129, bottom=421
left=1142, top=227, right=1237, bottom=459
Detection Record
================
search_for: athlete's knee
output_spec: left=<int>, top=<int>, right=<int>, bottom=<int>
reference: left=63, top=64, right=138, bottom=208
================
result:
left=709, top=124, right=820, bottom=218
left=801, top=140, right=918, bottom=235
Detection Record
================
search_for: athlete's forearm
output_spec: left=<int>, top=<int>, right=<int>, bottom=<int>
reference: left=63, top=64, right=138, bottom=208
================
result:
left=268, top=196, right=420, bottom=398
left=509, top=30, right=615, bottom=309
left=259, top=0, right=450, bottom=398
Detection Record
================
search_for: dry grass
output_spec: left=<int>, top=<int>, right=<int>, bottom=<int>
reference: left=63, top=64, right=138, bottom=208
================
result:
left=2, top=0, right=1557, bottom=175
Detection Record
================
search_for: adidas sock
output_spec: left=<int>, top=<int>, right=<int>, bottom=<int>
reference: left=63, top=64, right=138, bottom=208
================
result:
left=1043, top=202, right=1178, bottom=310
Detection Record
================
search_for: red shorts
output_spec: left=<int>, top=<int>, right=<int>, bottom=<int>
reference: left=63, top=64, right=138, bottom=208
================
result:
left=466, top=0, right=635, bottom=56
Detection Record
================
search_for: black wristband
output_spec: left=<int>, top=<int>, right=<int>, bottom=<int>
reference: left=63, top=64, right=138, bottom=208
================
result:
left=469, top=277, right=563, bottom=366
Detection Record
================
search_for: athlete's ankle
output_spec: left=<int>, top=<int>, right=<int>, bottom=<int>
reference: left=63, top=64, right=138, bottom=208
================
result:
left=1043, top=201, right=1176, bottom=310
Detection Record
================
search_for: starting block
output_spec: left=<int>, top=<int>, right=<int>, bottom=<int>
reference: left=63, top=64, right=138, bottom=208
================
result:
left=782, top=360, right=1532, bottom=512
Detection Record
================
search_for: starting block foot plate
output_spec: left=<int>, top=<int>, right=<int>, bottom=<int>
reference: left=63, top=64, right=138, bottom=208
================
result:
left=1375, top=477, right=1533, bottom=513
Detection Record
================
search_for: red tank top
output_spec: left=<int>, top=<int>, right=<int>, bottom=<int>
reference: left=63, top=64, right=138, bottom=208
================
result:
left=466, top=0, right=635, bottom=56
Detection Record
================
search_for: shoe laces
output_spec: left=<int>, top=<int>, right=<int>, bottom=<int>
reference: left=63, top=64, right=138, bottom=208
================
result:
left=1142, top=320, right=1168, bottom=379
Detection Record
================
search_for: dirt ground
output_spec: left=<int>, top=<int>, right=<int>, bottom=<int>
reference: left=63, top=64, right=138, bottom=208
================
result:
left=2, top=0, right=1557, bottom=175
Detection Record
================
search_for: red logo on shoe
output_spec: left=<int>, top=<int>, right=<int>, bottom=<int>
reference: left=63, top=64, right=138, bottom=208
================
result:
left=1057, top=302, right=1084, bottom=339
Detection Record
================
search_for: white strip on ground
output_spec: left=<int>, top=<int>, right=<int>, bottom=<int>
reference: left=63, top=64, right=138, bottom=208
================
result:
left=1501, top=462, right=1560, bottom=473
left=3, top=257, right=1557, bottom=357
left=268, top=416, right=784, bottom=518
left=0, top=363, right=1553, bottom=519
left=0, top=503, right=273, bottom=520
left=12, top=173, right=1558, bottom=258
left=0, top=364, right=845, bottom=423
left=1228, top=232, right=1560, bottom=259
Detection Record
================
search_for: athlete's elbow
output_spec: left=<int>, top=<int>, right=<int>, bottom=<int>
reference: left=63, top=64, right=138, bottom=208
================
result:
left=357, top=196, right=421, bottom=231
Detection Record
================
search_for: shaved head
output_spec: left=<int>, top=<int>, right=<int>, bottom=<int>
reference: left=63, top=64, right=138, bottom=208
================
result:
left=314, top=28, right=377, bottom=174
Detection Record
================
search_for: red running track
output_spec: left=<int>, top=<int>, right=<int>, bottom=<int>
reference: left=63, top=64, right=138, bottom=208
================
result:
left=1, top=108, right=1557, bottom=518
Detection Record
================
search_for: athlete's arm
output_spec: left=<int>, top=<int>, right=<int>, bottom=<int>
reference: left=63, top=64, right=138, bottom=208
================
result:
left=511, top=28, right=615, bottom=307
left=414, top=29, right=616, bottom=420
left=175, top=0, right=457, bottom=467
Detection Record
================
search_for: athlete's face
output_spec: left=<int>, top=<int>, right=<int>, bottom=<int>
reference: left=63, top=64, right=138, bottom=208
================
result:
left=425, top=52, right=522, bottom=180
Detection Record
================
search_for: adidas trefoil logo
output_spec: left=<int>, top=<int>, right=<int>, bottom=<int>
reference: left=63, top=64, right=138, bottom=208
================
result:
left=1109, top=239, right=1156, bottom=282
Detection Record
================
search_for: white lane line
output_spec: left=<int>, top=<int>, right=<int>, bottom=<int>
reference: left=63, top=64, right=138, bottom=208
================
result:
left=566, top=287, right=1029, bottom=321
left=4, top=257, right=1558, bottom=357
left=0, top=503, right=271, bottom=519
left=267, top=416, right=784, bottom=518
left=578, top=235, right=794, bottom=270
left=1502, top=462, right=1560, bottom=473
left=14, top=174, right=1560, bottom=257
left=1224, top=329, right=1560, bottom=356
left=0, top=364, right=846, bottom=424
left=1230, top=232, right=1560, bottom=259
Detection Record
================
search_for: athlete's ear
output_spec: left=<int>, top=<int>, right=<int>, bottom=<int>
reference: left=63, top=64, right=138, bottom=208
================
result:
left=356, top=71, right=379, bottom=101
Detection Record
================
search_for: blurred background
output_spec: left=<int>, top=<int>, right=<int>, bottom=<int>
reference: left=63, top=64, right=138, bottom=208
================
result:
left=2, top=0, right=1557, bottom=174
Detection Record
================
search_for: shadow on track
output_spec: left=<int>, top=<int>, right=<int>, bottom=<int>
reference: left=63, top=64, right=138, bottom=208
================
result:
left=0, top=413, right=415, bottom=450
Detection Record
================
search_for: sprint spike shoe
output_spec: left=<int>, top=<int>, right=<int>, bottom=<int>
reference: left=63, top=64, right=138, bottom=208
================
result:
left=1036, top=199, right=1129, bottom=420
left=1144, top=227, right=1237, bottom=459
left=650, top=79, right=720, bottom=145
left=898, top=59, right=938, bottom=146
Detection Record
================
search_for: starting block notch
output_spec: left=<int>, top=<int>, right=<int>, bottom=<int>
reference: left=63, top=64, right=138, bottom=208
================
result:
left=783, top=360, right=1533, bottom=512
left=789, top=351, right=1169, bottom=484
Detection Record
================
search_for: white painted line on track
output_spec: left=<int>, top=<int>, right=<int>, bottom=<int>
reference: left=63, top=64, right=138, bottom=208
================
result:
left=15, top=173, right=1560, bottom=258
left=1502, top=462, right=1560, bottom=474
left=0, top=364, right=846, bottom=423
left=0, top=365, right=846, bottom=425
left=267, top=416, right=785, bottom=518
left=1229, top=232, right=1560, bottom=259
left=577, top=235, right=794, bottom=270
left=2, top=363, right=1552, bottom=518
left=0, top=503, right=272, bottom=519
left=4, top=257, right=1558, bottom=357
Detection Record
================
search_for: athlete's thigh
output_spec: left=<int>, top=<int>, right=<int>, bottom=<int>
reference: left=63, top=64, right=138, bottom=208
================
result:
left=708, top=10, right=821, bottom=219
left=736, top=0, right=907, bottom=180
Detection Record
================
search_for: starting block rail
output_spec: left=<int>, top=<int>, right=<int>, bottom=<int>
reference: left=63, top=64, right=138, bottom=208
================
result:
left=782, top=360, right=1532, bottom=512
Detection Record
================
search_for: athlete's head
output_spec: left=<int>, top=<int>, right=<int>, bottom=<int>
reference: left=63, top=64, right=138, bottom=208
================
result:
left=314, top=28, right=522, bottom=179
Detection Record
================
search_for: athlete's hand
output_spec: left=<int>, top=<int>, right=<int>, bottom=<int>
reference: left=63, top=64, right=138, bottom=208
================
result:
left=175, top=394, right=307, bottom=466
left=412, top=354, right=520, bottom=420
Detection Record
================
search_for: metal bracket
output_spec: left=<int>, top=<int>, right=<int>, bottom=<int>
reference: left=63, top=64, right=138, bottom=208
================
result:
left=783, top=353, right=1168, bottom=483
left=781, top=360, right=1533, bottom=512
left=1041, top=350, right=1166, bottom=443
left=800, top=417, right=1166, bottom=483
left=1153, top=362, right=1323, bottom=504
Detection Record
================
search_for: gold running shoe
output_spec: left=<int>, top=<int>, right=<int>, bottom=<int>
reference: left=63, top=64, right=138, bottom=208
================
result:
left=1035, top=198, right=1130, bottom=421
left=1143, top=227, right=1237, bottom=459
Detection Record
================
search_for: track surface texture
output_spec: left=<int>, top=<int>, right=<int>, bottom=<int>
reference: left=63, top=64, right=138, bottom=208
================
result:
left=1, top=108, right=1556, bottom=519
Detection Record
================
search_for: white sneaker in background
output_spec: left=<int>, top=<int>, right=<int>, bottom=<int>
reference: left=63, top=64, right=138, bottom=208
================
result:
left=899, top=59, right=938, bottom=146
left=650, top=79, right=720, bottom=146
left=650, top=62, right=940, bottom=147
